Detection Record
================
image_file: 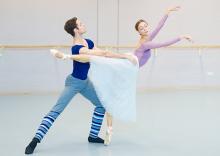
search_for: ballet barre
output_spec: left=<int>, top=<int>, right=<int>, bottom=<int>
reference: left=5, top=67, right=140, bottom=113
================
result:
left=0, top=44, right=220, bottom=49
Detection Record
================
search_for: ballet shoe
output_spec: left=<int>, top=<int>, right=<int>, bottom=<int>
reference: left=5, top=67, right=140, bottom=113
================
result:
left=25, top=138, right=40, bottom=154
left=104, top=127, right=113, bottom=146
left=88, top=136, right=104, bottom=143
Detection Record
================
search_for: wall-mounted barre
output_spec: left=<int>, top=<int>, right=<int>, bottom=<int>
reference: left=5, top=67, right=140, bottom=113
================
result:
left=0, top=44, right=220, bottom=49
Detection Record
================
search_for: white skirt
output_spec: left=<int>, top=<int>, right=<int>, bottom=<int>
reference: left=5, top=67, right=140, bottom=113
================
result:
left=88, top=54, right=138, bottom=122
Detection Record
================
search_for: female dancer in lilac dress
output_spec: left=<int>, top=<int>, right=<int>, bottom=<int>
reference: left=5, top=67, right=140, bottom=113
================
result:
left=104, top=5, right=192, bottom=145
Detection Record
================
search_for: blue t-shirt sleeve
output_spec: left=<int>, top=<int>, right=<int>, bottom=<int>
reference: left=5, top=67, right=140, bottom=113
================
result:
left=71, top=39, right=94, bottom=54
left=71, top=45, right=84, bottom=55
left=85, top=39, right=94, bottom=49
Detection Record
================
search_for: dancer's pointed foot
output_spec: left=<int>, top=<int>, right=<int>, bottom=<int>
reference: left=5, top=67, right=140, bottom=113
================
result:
left=104, top=127, right=113, bottom=146
left=50, top=49, right=70, bottom=60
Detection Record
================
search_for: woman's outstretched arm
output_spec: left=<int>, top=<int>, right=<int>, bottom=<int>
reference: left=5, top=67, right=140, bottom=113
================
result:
left=141, top=35, right=192, bottom=50
left=149, top=6, right=181, bottom=41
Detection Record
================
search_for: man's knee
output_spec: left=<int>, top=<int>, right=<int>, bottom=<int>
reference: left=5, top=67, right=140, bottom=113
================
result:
left=46, top=111, right=60, bottom=120
left=94, top=106, right=105, bottom=114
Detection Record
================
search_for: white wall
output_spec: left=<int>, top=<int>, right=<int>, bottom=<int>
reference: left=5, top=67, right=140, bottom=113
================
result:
left=0, top=0, right=220, bottom=93
left=119, top=0, right=220, bottom=45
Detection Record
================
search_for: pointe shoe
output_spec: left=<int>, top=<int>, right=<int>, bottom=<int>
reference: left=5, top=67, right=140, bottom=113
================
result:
left=104, top=127, right=113, bottom=146
left=50, top=49, right=58, bottom=53
left=50, top=49, right=59, bottom=56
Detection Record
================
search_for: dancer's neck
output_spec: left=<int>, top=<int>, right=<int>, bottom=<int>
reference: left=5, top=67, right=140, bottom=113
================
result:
left=140, top=35, right=149, bottom=42
left=73, top=33, right=84, bottom=44
left=138, top=36, right=148, bottom=45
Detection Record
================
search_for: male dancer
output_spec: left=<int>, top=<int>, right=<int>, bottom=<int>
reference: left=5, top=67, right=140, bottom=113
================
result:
left=25, top=17, right=134, bottom=154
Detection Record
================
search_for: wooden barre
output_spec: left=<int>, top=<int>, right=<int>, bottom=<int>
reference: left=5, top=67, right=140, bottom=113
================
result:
left=0, top=44, right=220, bottom=49
left=99, top=45, right=220, bottom=49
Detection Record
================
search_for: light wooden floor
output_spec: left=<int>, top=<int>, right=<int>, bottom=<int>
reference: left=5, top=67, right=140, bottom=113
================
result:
left=1, top=90, right=220, bottom=156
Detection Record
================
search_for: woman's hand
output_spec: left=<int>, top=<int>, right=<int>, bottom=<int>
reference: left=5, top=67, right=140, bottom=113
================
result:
left=166, top=6, right=181, bottom=15
left=180, top=35, right=193, bottom=43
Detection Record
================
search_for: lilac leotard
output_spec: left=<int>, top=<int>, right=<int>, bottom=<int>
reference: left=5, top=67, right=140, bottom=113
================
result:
left=134, top=14, right=181, bottom=67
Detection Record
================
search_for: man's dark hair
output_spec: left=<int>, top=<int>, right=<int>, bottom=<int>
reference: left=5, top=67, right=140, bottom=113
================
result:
left=64, top=17, right=78, bottom=37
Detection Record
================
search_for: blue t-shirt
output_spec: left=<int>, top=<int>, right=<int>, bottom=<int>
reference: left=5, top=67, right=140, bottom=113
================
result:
left=71, top=39, right=94, bottom=80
